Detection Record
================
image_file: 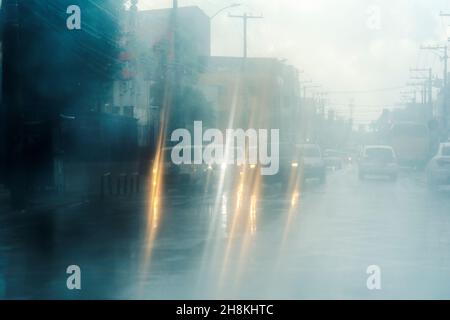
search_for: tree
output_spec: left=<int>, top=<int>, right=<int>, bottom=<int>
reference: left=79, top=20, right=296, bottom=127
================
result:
left=150, top=22, right=213, bottom=135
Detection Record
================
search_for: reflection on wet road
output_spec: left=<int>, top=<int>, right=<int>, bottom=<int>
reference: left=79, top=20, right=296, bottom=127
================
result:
left=2, top=166, right=450, bottom=299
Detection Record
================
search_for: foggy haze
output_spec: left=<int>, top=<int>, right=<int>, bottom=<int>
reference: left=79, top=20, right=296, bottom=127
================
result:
left=138, top=0, right=450, bottom=125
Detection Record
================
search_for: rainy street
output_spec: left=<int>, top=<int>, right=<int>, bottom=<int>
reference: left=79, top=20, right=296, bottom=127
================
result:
left=6, top=0, right=450, bottom=304
left=2, top=165, right=450, bottom=300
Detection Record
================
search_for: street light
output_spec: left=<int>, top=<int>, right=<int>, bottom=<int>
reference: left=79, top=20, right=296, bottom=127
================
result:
left=210, top=3, right=241, bottom=20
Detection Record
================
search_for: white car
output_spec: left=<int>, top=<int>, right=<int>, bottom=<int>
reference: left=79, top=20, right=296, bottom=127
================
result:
left=359, top=145, right=398, bottom=181
left=426, top=142, right=450, bottom=189
left=298, top=144, right=326, bottom=183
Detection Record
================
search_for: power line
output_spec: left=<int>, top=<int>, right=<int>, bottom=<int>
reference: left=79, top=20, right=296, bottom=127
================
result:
left=327, top=86, right=405, bottom=94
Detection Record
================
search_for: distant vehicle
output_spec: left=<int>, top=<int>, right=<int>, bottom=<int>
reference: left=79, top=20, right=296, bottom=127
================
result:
left=298, top=144, right=326, bottom=183
left=359, top=145, right=398, bottom=181
left=426, top=142, right=450, bottom=189
left=160, top=146, right=210, bottom=187
left=204, top=145, right=260, bottom=206
left=323, top=149, right=344, bottom=170
left=343, top=147, right=359, bottom=165
left=269, top=142, right=302, bottom=181
left=388, top=122, right=430, bottom=167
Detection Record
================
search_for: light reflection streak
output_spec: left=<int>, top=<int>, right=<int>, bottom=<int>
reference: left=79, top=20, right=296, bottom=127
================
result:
left=249, top=194, right=257, bottom=235
left=272, top=167, right=302, bottom=278
left=232, top=172, right=261, bottom=289
left=195, top=74, right=242, bottom=296
left=138, top=61, right=174, bottom=290
left=218, top=167, right=247, bottom=287
left=140, top=136, right=164, bottom=273
left=221, top=194, right=228, bottom=236
left=217, top=79, right=269, bottom=294
left=281, top=168, right=302, bottom=245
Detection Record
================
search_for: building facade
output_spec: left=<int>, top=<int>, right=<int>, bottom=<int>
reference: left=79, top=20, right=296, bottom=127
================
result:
left=112, top=5, right=211, bottom=148
left=198, top=56, right=301, bottom=143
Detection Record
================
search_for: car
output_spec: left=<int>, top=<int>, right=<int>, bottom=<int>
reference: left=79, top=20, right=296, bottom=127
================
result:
left=159, top=146, right=211, bottom=187
left=202, top=145, right=261, bottom=190
left=298, top=144, right=326, bottom=183
left=323, top=149, right=344, bottom=170
left=426, top=142, right=450, bottom=189
left=359, top=145, right=398, bottom=181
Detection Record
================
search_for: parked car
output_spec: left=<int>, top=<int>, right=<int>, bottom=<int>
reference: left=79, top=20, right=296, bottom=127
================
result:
left=298, top=144, right=326, bottom=183
left=359, top=145, right=398, bottom=181
left=426, top=142, right=450, bottom=189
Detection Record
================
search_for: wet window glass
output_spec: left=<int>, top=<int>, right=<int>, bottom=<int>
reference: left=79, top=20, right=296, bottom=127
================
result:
left=3, top=0, right=450, bottom=301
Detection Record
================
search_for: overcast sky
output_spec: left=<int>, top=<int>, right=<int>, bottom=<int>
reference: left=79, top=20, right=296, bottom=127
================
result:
left=137, top=0, right=450, bottom=125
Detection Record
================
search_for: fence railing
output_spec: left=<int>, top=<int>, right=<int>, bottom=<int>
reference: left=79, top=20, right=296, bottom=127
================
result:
left=101, top=172, right=141, bottom=198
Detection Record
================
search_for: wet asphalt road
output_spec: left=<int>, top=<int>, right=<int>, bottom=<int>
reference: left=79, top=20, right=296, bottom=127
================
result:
left=1, top=165, right=450, bottom=299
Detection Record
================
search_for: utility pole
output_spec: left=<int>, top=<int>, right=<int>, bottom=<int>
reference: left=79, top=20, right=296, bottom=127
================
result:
left=172, top=0, right=178, bottom=71
left=400, top=90, right=417, bottom=104
left=438, top=14, right=450, bottom=92
left=445, top=47, right=449, bottom=129
left=316, top=91, right=328, bottom=116
left=302, top=84, right=320, bottom=100
left=169, top=0, right=179, bottom=125
left=410, top=68, right=433, bottom=105
left=420, top=45, right=448, bottom=88
left=228, top=13, right=263, bottom=58
left=421, top=45, right=448, bottom=123
left=406, top=82, right=427, bottom=105
left=228, top=12, right=262, bottom=127
left=437, top=12, right=450, bottom=128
